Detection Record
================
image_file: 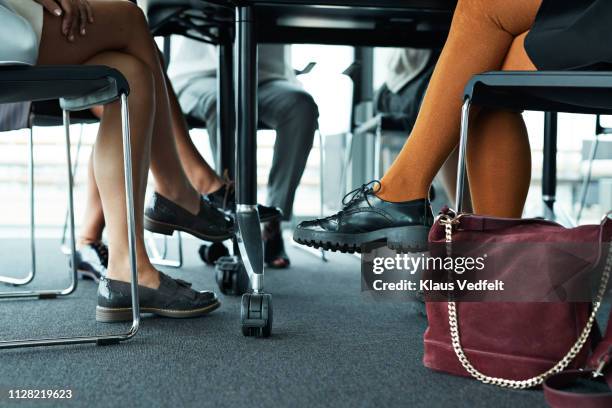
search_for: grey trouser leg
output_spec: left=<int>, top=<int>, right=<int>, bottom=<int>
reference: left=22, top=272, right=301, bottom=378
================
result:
left=179, top=78, right=318, bottom=220
left=258, top=80, right=318, bottom=219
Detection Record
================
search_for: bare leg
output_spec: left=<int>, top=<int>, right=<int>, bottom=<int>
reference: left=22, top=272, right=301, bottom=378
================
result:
left=79, top=56, right=225, bottom=248
left=79, top=150, right=105, bottom=244
left=166, top=76, right=224, bottom=194
left=38, top=1, right=196, bottom=287
left=38, top=1, right=201, bottom=214
left=377, top=0, right=541, bottom=218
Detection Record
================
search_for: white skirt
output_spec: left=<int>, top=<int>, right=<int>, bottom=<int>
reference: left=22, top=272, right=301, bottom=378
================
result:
left=5, top=0, right=43, bottom=50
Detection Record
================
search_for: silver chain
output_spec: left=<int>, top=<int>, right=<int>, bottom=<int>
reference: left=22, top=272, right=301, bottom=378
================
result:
left=440, top=214, right=612, bottom=389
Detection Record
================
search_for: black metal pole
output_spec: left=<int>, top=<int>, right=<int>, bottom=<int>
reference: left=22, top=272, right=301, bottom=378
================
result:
left=542, top=112, right=557, bottom=212
left=217, top=30, right=235, bottom=179
left=235, top=6, right=257, bottom=205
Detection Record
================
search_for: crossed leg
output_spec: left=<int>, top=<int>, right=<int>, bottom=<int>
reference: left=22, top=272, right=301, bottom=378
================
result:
left=37, top=0, right=206, bottom=287
left=378, top=0, right=542, bottom=217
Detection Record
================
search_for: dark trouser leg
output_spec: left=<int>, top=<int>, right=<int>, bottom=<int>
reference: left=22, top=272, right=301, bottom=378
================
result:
left=258, top=80, right=318, bottom=220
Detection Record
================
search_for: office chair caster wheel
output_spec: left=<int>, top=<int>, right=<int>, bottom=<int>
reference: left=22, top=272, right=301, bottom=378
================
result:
left=199, top=242, right=229, bottom=265
left=214, top=256, right=249, bottom=296
left=240, top=293, right=272, bottom=337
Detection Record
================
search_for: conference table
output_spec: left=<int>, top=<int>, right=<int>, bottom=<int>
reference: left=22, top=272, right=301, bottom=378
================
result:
left=144, top=0, right=456, bottom=335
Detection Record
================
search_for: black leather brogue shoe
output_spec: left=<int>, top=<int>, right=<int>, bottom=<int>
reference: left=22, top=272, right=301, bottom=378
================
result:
left=293, top=181, right=433, bottom=253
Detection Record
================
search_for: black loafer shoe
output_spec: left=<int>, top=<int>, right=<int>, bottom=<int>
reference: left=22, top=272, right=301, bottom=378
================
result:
left=71, top=241, right=108, bottom=283
left=205, top=183, right=282, bottom=223
left=293, top=181, right=433, bottom=253
left=144, top=192, right=234, bottom=242
left=96, top=272, right=220, bottom=322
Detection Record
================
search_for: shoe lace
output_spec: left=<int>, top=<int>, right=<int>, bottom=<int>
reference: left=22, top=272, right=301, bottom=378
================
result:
left=341, top=180, right=381, bottom=209
left=319, top=180, right=381, bottom=223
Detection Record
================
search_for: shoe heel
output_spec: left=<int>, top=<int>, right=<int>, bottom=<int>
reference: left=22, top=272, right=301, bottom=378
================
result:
left=386, top=225, right=431, bottom=252
left=144, top=217, right=175, bottom=236
left=96, top=306, right=135, bottom=323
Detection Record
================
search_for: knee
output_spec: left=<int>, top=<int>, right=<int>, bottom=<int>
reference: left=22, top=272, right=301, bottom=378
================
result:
left=115, top=0, right=149, bottom=35
left=119, top=57, right=155, bottom=108
left=283, top=90, right=319, bottom=126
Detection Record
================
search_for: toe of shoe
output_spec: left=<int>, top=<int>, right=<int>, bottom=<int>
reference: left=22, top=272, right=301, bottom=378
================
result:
left=197, top=290, right=218, bottom=302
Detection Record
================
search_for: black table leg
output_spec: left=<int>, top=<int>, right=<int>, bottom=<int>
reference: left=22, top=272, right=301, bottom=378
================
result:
left=235, top=5, right=272, bottom=337
left=217, top=31, right=235, bottom=178
left=543, top=112, right=557, bottom=219
left=236, top=6, right=258, bottom=206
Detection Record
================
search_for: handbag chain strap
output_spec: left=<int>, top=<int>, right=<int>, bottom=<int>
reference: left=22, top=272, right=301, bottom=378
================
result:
left=439, top=213, right=612, bottom=389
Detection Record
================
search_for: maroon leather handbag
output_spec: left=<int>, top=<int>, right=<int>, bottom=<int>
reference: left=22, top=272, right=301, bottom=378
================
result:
left=423, top=208, right=612, bottom=403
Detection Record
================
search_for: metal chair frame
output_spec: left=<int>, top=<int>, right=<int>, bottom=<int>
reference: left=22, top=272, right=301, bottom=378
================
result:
left=0, top=66, right=140, bottom=349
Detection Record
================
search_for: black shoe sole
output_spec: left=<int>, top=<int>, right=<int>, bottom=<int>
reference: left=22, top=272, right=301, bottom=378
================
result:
left=95, top=300, right=221, bottom=323
left=293, top=225, right=430, bottom=253
left=144, top=216, right=233, bottom=242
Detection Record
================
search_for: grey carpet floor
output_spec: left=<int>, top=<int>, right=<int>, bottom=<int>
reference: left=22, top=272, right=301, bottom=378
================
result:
left=0, top=237, right=589, bottom=408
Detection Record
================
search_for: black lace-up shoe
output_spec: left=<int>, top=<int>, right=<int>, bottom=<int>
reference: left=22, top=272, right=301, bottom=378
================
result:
left=144, top=192, right=234, bottom=242
left=205, top=183, right=282, bottom=223
left=72, top=241, right=108, bottom=282
left=293, top=181, right=433, bottom=253
left=96, top=272, right=220, bottom=322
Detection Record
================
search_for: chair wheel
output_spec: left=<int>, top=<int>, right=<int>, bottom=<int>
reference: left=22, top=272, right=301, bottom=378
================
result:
left=240, top=292, right=272, bottom=337
left=199, top=242, right=229, bottom=265
left=214, top=256, right=250, bottom=296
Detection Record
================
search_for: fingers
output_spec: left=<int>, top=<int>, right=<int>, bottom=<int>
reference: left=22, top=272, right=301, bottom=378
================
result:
left=58, top=0, right=76, bottom=41
left=37, top=0, right=63, bottom=17
left=78, top=1, right=88, bottom=35
left=84, top=0, right=94, bottom=24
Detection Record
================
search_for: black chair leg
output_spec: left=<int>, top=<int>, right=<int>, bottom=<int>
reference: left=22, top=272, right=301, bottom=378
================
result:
left=218, top=34, right=235, bottom=177
left=542, top=112, right=557, bottom=219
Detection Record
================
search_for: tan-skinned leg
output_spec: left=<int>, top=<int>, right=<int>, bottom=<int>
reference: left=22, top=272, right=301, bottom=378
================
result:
left=165, top=75, right=224, bottom=194
left=37, top=0, right=201, bottom=216
left=466, top=32, right=535, bottom=218
left=79, top=150, right=105, bottom=245
left=36, top=2, right=189, bottom=288
left=377, top=0, right=542, bottom=210
left=85, top=52, right=159, bottom=287
left=80, top=64, right=225, bottom=248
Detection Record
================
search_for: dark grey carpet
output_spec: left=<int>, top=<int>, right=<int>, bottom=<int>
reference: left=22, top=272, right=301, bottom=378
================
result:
left=0, top=237, right=577, bottom=408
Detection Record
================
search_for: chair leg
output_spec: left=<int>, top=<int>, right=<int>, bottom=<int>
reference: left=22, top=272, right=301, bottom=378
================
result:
left=542, top=112, right=557, bottom=219
left=373, top=118, right=382, bottom=180
left=455, top=99, right=471, bottom=213
left=0, top=127, right=36, bottom=286
left=0, top=96, right=140, bottom=349
left=61, top=124, right=84, bottom=254
left=118, top=93, right=140, bottom=338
